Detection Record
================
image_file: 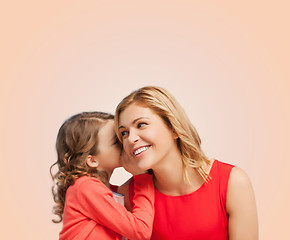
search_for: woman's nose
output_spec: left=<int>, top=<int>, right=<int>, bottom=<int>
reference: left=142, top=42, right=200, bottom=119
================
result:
left=128, top=131, right=139, bottom=144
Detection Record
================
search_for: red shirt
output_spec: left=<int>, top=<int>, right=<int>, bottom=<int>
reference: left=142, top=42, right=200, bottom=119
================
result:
left=60, top=174, right=155, bottom=240
left=129, top=160, right=234, bottom=240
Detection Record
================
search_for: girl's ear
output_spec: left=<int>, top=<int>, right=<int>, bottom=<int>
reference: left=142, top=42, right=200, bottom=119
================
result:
left=86, top=155, right=99, bottom=168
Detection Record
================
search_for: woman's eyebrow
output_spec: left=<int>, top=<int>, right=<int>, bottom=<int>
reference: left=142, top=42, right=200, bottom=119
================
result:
left=118, top=117, right=149, bottom=130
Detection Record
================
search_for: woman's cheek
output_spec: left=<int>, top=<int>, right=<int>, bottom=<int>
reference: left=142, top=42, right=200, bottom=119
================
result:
left=122, top=142, right=130, bottom=155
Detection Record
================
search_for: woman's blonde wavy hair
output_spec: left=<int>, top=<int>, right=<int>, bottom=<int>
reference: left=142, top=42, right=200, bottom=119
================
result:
left=115, top=86, right=211, bottom=184
left=50, top=112, right=114, bottom=223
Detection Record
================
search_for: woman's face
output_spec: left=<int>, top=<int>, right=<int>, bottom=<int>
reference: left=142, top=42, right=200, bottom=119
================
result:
left=118, top=103, right=178, bottom=171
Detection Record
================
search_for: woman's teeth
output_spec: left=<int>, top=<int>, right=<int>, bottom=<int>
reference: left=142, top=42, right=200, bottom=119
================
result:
left=134, top=146, right=149, bottom=156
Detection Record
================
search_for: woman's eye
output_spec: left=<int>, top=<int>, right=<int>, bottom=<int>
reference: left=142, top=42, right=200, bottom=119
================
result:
left=120, top=131, right=128, bottom=137
left=137, top=122, right=147, bottom=128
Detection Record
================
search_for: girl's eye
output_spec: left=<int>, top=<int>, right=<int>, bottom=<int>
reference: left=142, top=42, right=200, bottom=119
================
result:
left=137, top=122, right=147, bottom=128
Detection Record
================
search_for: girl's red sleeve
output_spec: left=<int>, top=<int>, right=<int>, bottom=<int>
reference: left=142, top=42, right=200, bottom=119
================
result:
left=77, top=174, right=155, bottom=240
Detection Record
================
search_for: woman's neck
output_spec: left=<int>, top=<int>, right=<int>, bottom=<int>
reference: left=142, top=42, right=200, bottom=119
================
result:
left=151, top=150, right=203, bottom=196
left=152, top=155, right=214, bottom=196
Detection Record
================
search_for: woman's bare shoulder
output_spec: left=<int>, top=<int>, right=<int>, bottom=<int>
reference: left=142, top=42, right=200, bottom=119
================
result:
left=228, top=167, right=252, bottom=191
left=226, top=167, right=258, bottom=239
left=226, top=166, right=256, bottom=216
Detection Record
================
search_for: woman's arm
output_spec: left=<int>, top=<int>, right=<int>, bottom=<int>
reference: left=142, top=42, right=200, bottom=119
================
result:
left=226, top=167, right=259, bottom=240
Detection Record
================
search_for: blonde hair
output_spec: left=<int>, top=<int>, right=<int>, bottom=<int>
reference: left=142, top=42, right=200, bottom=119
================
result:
left=50, top=112, right=114, bottom=223
left=115, top=86, right=211, bottom=184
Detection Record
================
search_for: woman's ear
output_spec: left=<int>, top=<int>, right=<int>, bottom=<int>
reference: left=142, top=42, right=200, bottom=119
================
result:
left=86, top=155, right=99, bottom=168
left=172, top=130, right=179, bottom=140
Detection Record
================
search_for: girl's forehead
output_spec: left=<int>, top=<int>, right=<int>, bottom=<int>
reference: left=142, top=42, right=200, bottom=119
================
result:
left=99, top=120, right=115, bottom=138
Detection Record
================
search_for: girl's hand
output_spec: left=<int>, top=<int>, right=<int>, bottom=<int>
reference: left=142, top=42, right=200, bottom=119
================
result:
left=121, top=150, right=147, bottom=176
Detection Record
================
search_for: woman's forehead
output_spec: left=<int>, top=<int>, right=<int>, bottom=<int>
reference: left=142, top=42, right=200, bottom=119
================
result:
left=119, top=104, right=156, bottom=125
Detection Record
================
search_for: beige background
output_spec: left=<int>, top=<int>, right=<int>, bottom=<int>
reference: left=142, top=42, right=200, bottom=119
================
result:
left=1, top=1, right=289, bottom=239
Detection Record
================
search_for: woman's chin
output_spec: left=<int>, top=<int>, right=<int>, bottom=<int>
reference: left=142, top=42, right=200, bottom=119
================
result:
left=137, top=161, right=153, bottom=172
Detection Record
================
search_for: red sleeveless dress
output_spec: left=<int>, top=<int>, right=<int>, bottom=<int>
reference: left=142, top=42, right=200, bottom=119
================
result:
left=129, top=160, right=234, bottom=240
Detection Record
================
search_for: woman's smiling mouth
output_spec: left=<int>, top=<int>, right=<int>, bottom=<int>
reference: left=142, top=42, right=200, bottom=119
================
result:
left=133, top=145, right=151, bottom=156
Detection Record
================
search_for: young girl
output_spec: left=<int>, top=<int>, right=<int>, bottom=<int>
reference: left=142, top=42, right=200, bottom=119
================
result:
left=115, top=86, right=258, bottom=240
left=50, top=112, right=155, bottom=240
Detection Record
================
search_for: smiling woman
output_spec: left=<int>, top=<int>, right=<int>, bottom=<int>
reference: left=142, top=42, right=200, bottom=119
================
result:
left=118, top=105, right=179, bottom=171
left=115, top=86, right=258, bottom=240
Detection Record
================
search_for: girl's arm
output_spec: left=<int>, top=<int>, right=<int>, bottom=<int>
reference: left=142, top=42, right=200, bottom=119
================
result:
left=117, top=150, right=144, bottom=212
left=78, top=174, right=154, bottom=240
left=226, top=167, right=259, bottom=240
left=118, top=177, right=134, bottom=212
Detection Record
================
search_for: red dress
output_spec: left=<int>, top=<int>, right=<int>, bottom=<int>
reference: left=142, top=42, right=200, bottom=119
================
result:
left=129, top=160, right=234, bottom=240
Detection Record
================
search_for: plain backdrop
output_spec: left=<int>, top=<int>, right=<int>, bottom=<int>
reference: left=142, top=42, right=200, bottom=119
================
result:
left=0, top=1, right=289, bottom=239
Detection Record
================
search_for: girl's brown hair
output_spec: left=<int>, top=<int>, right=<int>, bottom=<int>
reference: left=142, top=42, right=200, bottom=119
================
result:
left=115, top=86, right=211, bottom=185
left=50, top=112, right=114, bottom=223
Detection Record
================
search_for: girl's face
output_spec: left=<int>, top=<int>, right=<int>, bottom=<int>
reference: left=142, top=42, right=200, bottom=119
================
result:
left=118, top=103, right=178, bottom=171
left=96, top=120, right=122, bottom=172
